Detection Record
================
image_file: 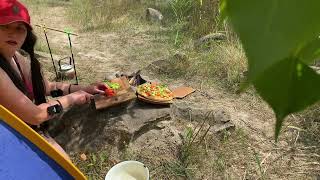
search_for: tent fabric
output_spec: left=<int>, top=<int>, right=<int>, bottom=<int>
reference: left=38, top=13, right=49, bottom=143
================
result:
left=0, top=120, right=74, bottom=179
left=0, top=105, right=86, bottom=180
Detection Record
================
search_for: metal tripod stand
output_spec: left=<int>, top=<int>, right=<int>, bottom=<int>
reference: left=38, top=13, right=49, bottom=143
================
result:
left=36, top=24, right=79, bottom=85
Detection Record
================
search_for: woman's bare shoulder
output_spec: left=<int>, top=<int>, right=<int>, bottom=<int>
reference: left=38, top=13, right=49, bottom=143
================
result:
left=0, top=67, right=14, bottom=86
left=0, top=68, right=16, bottom=109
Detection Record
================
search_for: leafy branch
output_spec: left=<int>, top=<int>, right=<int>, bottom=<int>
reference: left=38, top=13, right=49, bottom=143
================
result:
left=221, top=0, right=320, bottom=140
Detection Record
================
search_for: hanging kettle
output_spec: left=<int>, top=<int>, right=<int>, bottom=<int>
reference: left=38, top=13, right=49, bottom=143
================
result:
left=57, top=57, right=75, bottom=79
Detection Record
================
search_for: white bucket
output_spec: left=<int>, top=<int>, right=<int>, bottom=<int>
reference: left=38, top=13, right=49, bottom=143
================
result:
left=105, top=161, right=149, bottom=180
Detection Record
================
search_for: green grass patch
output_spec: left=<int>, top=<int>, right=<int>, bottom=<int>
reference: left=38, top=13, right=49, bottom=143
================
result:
left=72, top=151, right=111, bottom=180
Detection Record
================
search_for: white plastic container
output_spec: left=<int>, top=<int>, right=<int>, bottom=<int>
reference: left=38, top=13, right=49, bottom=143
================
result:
left=105, top=161, right=149, bottom=180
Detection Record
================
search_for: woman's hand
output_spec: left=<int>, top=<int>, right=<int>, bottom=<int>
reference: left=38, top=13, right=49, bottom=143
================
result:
left=84, top=82, right=108, bottom=95
left=70, top=90, right=93, bottom=105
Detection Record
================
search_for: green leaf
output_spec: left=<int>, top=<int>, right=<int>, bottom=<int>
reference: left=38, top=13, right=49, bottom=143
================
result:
left=298, top=38, right=320, bottom=64
left=219, top=0, right=227, bottom=22
left=92, top=154, right=97, bottom=164
left=185, top=127, right=193, bottom=141
left=224, top=0, right=320, bottom=139
left=253, top=58, right=320, bottom=140
left=87, top=163, right=94, bottom=167
left=99, top=154, right=105, bottom=163
left=225, top=0, right=320, bottom=81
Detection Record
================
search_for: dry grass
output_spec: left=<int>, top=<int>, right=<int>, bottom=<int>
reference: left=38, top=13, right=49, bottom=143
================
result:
left=22, top=0, right=73, bottom=58
left=298, top=104, right=320, bottom=148
left=288, top=104, right=320, bottom=175
left=189, top=42, right=247, bottom=90
left=67, top=0, right=142, bottom=31
left=158, top=121, right=254, bottom=179
left=189, top=0, right=221, bottom=38
left=61, top=0, right=247, bottom=90
left=150, top=40, right=247, bottom=92
left=22, top=0, right=69, bottom=7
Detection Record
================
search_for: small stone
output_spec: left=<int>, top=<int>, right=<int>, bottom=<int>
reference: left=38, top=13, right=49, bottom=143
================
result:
left=212, top=122, right=235, bottom=133
left=194, top=33, right=227, bottom=47
left=110, top=159, right=118, bottom=166
left=214, top=109, right=231, bottom=123
left=80, top=153, right=87, bottom=161
left=146, top=8, right=163, bottom=22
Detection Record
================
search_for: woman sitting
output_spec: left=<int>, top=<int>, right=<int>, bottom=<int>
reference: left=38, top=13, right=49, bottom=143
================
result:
left=0, top=0, right=106, bottom=159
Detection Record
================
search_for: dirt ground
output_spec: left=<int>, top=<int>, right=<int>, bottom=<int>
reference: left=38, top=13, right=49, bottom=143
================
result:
left=26, top=2, right=320, bottom=180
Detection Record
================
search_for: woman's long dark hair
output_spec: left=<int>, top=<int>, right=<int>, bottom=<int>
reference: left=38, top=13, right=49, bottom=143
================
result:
left=0, top=27, right=46, bottom=105
left=21, top=28, right=46, bottom=105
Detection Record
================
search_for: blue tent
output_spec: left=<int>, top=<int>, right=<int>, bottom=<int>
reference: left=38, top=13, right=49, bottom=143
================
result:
left=0, top=105, right=86, bottom=180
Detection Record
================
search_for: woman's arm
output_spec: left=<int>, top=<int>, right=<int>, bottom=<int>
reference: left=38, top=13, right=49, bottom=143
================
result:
left=0, top=69, right=58, bottom=125
left=45, top=79, right=106, bottom=96
left=45, top=80, right=72, bottom=96
left=0, top=70, right=92, bottom=125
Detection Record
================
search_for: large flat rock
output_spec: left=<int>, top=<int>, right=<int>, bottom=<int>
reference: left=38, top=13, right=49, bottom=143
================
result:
left=49, top=97, right=235, bottom=159
left=49, top=100, right=171, bottom=152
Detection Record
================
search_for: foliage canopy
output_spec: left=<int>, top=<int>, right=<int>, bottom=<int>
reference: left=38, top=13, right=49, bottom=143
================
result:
left=221, top=0, right=320, bottom=139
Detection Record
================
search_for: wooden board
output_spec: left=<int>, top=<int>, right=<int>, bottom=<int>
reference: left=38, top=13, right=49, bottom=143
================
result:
left=91, top=77, right=136, bottom=110
left=172, top=86, right=195, bottom=99
left=92, top=88, right=136, bottom=110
